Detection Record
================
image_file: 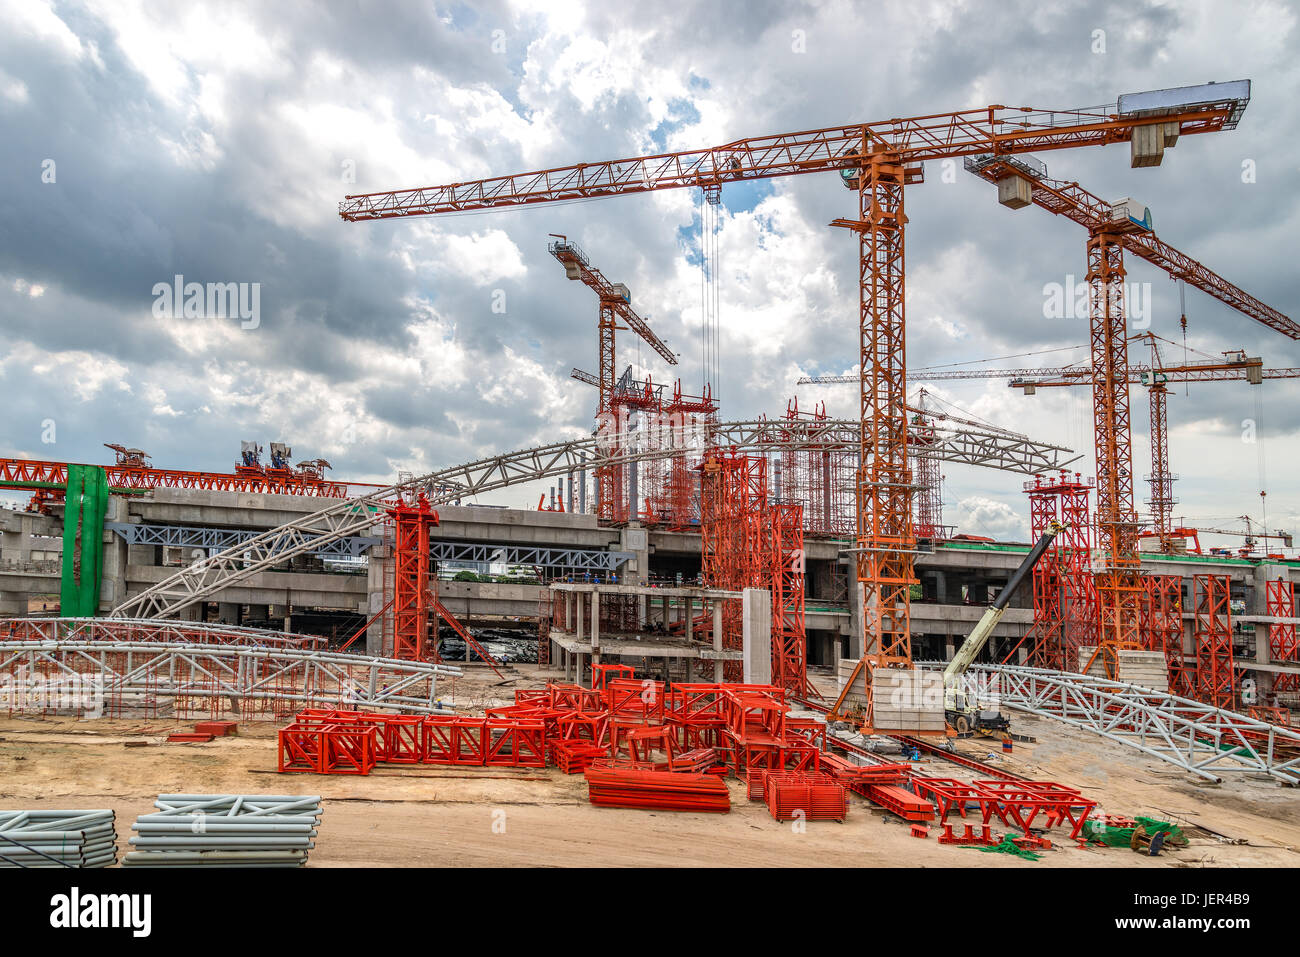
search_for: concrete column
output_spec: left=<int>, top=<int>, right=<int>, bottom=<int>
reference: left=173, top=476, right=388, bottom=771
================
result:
left=591, top=591, right=601, bottom=666
left=218, top=602, right=241, bottom=625
left=685, top=595, right=694, bottom=642
left=847, top=575, right=864, bottom=661
left=742, top=588, right=772, bottom=685
left=712, top=599, right=723, bottom=682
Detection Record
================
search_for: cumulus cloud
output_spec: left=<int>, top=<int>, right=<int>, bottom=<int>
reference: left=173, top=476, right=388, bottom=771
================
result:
left=0, top=0, right=1296, bottom=530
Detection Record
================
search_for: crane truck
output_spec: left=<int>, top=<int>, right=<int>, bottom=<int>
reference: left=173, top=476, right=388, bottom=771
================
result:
left=943, top=522, right=1063, bottom=737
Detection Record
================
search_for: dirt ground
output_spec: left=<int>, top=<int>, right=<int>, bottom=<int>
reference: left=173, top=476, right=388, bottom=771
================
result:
left=1, top=663, right=1297, bottom=867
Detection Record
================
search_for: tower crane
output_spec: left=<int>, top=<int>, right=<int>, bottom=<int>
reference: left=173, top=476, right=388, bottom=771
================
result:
left=341, top=79, right=1255, bottom=726
left=547, top=235, right=678, bottom=522
left=802, top=346, right=1298, bottom=555
left=961, top=153, right=1296, bottom=675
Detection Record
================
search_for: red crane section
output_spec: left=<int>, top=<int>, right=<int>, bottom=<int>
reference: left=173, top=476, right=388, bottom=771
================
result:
left=965, top=155, right=1297, bottom=338
left=548, top=237, right=677, bottom=522
left=339, top=88, right=1248, bottom=220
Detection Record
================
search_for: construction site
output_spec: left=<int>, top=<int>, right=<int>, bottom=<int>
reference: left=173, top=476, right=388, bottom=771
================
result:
left=2, top=12, right=1299, bottom=893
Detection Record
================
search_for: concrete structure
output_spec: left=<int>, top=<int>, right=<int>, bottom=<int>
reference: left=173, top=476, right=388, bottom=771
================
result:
left=2, top=486, right=1298, bottom=704
left=547, top=580, right=745, bottom=684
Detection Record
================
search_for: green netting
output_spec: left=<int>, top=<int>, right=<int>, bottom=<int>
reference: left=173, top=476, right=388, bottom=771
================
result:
left=1081, top=816, right=1187, bottom=848
left=967, top=835, right=1042, bottom=861
left=1135, top=816, right=1187, bottom=846
left=60, top=464, right=108, bottom=617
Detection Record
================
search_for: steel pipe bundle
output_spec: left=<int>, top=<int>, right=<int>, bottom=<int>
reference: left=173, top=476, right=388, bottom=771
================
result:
left=0, top=809, right=118, bottom=868
left=584, top=768, right=730, bottom=813
left=121, top=794, right=323, bottom=868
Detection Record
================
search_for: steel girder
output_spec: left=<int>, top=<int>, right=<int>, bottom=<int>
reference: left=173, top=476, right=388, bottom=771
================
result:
left=110, top=419, right=1078, bottom=621
left=109, top=521, right=629, bottom=573
left=106, top=522, right=381, bottom=558
left=0, top=639, right=461, bottom=717
left=430, top=540, right=634, bottom=576
left=952, top=662, right=1300, bottom=785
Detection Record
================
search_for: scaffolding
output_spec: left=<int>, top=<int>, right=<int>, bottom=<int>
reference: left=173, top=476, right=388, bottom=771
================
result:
left=910, top=410, right=944, bottom=539
left=1011, top=472, right=1097, bottom=670
left=778, top=398, right=854, bottom=538
left=1268, top=579, right=1298, bottom=698
left=653, top=380, right=717, bottom=529
left=1142, top=574, right=1190, bottom=697
left=1193, top=574, right=1235, bottom=711
left=701, top=451, right=810, bottom=694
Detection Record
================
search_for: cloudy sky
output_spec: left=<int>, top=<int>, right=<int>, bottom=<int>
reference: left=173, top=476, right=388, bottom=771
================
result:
left=1, top=0, right=1297, bottom=549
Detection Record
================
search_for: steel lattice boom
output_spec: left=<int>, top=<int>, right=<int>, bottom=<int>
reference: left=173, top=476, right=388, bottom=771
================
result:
left=109, top=419, right=1078, bottom=621
left=955, top=662, right=1300, bottom=785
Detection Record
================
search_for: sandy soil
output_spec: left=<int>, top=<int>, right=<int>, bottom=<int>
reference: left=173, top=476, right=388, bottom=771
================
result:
left=1, top=664, right=1297, bottom=867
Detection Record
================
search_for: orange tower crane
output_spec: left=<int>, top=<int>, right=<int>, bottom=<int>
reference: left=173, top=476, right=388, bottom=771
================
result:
left=802, top=348, right=1296, bottom=554
left=548, top=235, right=678, bottom=522
left=341, top=80, right=1255, bottom=725
left=963, top=151, right=1298, bottom=676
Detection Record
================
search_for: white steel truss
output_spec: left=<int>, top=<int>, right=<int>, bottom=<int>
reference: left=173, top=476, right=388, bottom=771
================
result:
left=960, top=663, right=1300, bottom=785
left=0, top=638, right=461, bottom=717
left=110, top=419, right=1078, bottom=621
left=1, top=618, right=323, bottom=648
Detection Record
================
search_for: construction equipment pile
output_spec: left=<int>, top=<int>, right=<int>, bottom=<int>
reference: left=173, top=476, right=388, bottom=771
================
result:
left=0, top=809, right=117, bottom=868
left=121, top=794, right=322, bottom=868
left=270, top=665, right=1131, bottom=851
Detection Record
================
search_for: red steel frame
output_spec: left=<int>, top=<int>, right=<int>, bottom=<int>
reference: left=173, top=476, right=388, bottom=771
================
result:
left=0, top=456, right=377, bottom=503
left=1007, top=471, right=1096, bottom=671
left=1141, top=574, right=1189, bottom=695
left=910, top=410, right=944, bottom=539
left=1268, top=579, right=1298, bottom=696
left=388, top=495, right=438, bottom=661
left=911, top=776, right=1096, bottom=838
left=1193, top=574, right=1235, bottom=710
left=660, top=381, right=717, bottom=530
left=701, top=451, right=810, bottom=692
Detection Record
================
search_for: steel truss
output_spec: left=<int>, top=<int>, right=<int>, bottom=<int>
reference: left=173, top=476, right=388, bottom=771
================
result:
left=960, top=663, right=1300, bottom=785
left=106, top=522, right=380, bottom=558
left=431, top=541, right=634, bottom=576
left=0, top=638, right=461, bottom=719
left=113, top=419, right=1078, bottom=621
left=1, top=617, right=322, bottom=648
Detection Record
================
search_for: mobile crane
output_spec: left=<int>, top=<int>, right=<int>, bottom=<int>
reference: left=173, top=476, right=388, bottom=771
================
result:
left=944, top=521, right=1063, bottom=736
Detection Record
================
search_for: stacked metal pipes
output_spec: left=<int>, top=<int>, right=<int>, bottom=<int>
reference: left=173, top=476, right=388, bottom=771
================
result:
left=121, top=794, right=322, bottom=868
left=0, top=809, right=118, bottom=868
